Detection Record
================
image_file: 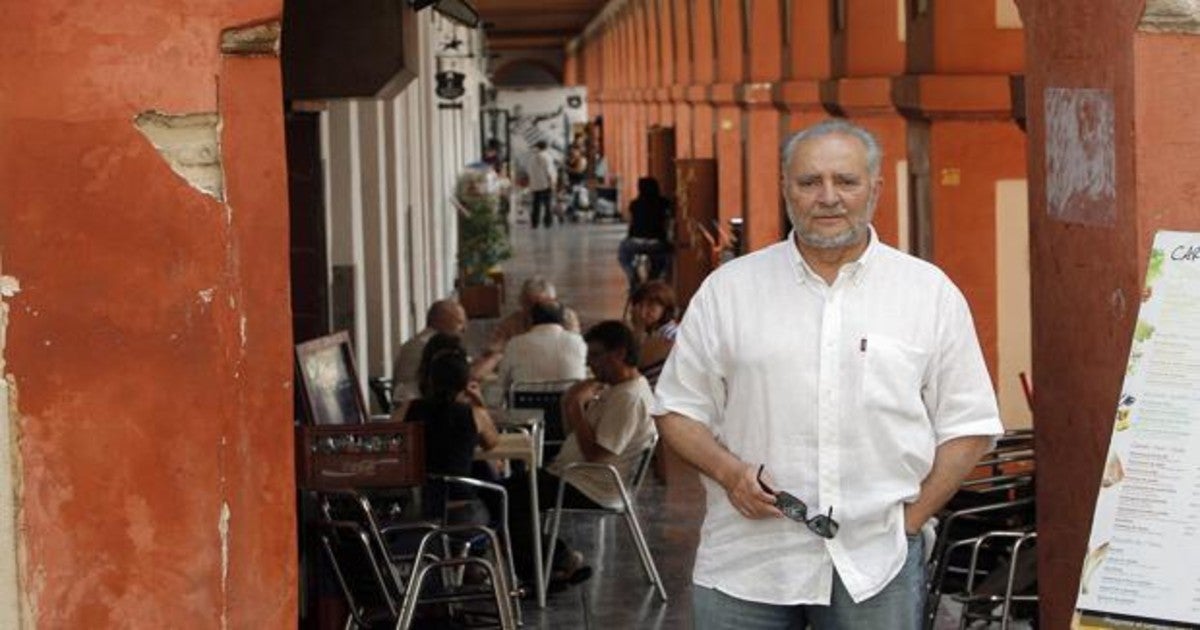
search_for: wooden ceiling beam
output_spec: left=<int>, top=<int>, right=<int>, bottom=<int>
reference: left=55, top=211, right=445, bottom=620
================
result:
left=486, top=34, right=572, bottom=49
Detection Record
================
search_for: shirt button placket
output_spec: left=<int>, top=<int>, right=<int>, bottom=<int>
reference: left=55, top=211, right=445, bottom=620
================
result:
left=817, top=287, right=842, bottom=522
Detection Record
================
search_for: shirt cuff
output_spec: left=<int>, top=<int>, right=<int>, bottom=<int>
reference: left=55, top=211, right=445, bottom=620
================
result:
left=650, top=400, right=715, bottom=429
left=934, top=417, right=1004, bottom=449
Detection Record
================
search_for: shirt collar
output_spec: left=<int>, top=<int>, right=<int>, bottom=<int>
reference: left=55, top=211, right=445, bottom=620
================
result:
left=785, top=226, right=879, bottom=287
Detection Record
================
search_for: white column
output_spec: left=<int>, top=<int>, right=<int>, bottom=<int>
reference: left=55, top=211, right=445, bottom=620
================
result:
left=347, top=100, right=369, bottom=393
left=360, top=100, right=392, bottom=380
left=386, top=95, right=413, bottom=356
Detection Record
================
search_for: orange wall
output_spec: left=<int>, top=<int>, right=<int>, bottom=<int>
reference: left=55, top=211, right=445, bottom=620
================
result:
left=934, top=1, right=1025, bottom=73
left=930, top=121, right=1027, bottom=379
left=845, top=0, right=906, bottom=76
left=0, top=2, right=296, bottom=626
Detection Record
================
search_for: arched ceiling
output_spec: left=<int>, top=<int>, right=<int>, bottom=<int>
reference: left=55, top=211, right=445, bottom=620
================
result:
left=472, top=0, right=607, bottom=50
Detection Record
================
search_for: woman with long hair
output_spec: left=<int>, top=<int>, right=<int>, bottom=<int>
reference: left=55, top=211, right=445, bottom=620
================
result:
left=395, top=333, right=500, bottom=524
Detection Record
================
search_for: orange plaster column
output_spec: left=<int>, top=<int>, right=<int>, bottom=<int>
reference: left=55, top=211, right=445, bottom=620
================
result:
left=670, top=0, right=694, bottom=158
left=738, top=0, right=786, bottom=250
left=712, top=0, right=745, bottom=225
left=688, top=0, right=717, bottom=160
left=780, top=0, right=834, bottom=135
left=1016, top=2, right=1200, bottom=624
left=740, top=85, right=785, bottom=249
left=656, top=0, right=677, bottom=127
left=0, top=3, right=295, bottom=626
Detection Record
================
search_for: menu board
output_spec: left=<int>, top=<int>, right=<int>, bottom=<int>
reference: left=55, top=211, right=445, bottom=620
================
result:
left=1074, top=231, right=1200, bottom=629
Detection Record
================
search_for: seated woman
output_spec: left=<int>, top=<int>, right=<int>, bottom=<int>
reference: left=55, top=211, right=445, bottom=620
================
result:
left=628, top=280, right=679, bottom=389
left=393, top=333, right=501, bottom=525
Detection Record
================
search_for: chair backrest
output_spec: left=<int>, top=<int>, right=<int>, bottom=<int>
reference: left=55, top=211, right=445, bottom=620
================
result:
left=508, top=379, right=578, bottom=443
left=320, top=519, right=401, bottom=623
left=628, top=433, right=659, bottom=496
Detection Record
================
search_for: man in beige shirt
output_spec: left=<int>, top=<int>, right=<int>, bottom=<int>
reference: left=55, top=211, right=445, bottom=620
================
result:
left=503, top=320, right=657, bottom=588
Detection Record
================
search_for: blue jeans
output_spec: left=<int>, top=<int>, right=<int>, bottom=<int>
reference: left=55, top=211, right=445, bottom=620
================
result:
left=530, top=189, right=553, bottom=228
left=693, top=534, right=926, bottom=630
left=617, top=237, right=671, bottom=292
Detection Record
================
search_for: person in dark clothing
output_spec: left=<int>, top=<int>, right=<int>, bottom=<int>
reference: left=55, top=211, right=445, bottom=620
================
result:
left=618, top=177, right=672, bottom=292
left=400, top=335, right=501, bottom=525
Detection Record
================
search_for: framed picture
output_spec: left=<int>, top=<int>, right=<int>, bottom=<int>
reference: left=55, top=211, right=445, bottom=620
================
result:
left=295, top=331, right=368, bottom=426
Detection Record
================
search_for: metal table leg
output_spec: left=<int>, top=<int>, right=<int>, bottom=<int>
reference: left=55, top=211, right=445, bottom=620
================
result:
left=529, top=460, right=546, bottom=608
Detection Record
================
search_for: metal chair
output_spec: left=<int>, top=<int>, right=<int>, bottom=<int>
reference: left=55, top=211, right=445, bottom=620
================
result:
left=426, top=474, right=523, bottom=622
left=948, top=531, right=1038, bottom=629
left=542, top=434, right=668, bottom=602
left=923, top=432, right=1037, bottom=630
left=507, top=379, right=579, bottom=464
left=320, top=491, right=519, bottom=629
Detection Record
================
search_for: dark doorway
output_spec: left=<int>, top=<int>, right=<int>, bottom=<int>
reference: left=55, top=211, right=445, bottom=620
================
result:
left=286, top=110, right=330, bottom=347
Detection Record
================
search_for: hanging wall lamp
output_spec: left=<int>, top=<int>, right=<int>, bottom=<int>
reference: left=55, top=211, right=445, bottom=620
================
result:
left=409, top=0, right=480, bottom=28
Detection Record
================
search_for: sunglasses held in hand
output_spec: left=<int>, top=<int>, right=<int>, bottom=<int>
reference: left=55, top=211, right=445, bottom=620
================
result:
left=757, top=465, right=840, bottom=539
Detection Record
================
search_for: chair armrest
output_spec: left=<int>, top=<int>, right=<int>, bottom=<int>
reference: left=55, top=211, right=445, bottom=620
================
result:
left=429, top=474, right=507, bottom=497
left=555, top=461, right=626, bottom=489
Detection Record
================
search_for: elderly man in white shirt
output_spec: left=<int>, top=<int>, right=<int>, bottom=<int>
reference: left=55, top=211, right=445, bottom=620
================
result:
left=653, top=119, right=1002, bottom=630
left=496, top=301, right=587, bottom=391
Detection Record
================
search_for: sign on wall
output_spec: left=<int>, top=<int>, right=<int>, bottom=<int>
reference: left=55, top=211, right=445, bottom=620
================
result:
left=494, top=86, right=588, bottom=178
left=1074, top=231, right=1200, bottom=629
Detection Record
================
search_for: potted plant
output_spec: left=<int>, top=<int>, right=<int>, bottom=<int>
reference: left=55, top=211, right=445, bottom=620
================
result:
left=455, top=165, right=512, bottom=318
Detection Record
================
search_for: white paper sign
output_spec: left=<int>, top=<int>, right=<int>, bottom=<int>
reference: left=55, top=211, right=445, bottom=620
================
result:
left=1074, top=231, right=1200, bottom=629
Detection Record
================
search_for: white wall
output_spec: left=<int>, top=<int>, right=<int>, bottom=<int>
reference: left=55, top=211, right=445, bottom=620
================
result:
left=321, top=11, right=486, bottom=393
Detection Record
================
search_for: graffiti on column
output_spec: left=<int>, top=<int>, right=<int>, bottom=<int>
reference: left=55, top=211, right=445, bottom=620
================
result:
left=1045, top=87, right=1117, bottom=227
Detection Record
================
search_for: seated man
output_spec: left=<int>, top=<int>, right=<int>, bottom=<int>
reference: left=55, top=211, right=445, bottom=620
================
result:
left=496, top=301, right=587, bottom=392
left=474, top=276, right=581, bottom=377
left=503, top=320, right=658, bottom=589
left=391, top=299, right=466, bottom=405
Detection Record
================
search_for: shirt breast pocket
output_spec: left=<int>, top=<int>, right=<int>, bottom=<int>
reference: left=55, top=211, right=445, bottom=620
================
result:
left=860, top=335, right=930, bottom=421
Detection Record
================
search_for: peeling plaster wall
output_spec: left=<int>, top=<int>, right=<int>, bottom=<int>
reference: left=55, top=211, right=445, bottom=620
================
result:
left=0, top=268, right=22, bottom=629
left=1141, top=0, right=1200, bottom=33
left=0, top=2, right=295, bottom=627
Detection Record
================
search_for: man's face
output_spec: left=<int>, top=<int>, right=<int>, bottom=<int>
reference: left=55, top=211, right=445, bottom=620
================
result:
left=781, top=133, right=881, bottom=251
left=586, top=342, right=616, bottom=384
left=449, top=304, right=467, bottom=334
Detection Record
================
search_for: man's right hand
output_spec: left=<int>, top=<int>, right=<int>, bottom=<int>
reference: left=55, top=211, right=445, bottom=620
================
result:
left=719, top=462, right=783, bottom=520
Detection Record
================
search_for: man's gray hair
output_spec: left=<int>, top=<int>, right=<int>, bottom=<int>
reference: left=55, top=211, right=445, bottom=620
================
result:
left=520, top=275, right=557, bottom=299
left=781, top=119, right=882, bottom=177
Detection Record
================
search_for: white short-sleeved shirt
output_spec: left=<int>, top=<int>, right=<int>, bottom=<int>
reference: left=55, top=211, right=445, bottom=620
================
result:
left=549, top=376, right=658, bottom=508
left=497, top=324, right=587, bottom=390
left=652, top=230, right=1003, bottom=604
left=391, top=328, right=436, bottom=404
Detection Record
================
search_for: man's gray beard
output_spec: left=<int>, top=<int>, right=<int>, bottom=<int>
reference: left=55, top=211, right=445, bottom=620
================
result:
left=787, top=205, right=873, bottom=250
